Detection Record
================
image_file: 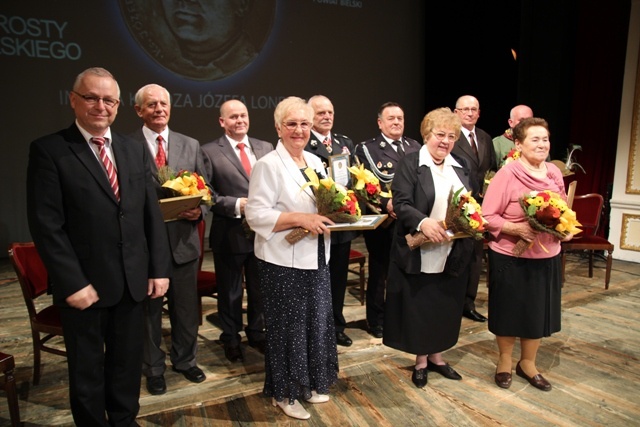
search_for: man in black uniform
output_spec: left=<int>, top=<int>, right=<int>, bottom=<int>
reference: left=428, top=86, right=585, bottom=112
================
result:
left=355, top=102, right=421, bottom=338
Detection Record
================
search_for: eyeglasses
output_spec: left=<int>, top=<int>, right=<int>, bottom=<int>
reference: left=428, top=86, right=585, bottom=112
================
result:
left=431, top=130, right=458, bottom=142
left=282, top=121, right=311, bottom=131
left=456, top=107, right=479, bottom=114
left=72, top=91, right=120, bottom=108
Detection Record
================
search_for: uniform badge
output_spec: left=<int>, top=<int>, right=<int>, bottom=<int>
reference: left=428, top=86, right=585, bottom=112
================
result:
left=387, top=162, right=393, bottom=168
left=377, top=161, right=383, bottom=168
left=310, top=140, right=318, bottom=148
left=342, top=146, right=350, bottom=155
left=326, top=145, right=332, bottom=154
left=322, top=161, right=328, bottom=168
left=379, top=141, right=387, bottom=148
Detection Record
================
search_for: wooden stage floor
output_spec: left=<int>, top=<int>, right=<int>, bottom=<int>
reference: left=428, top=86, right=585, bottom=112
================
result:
left=1, top=237, right=639, bottom=426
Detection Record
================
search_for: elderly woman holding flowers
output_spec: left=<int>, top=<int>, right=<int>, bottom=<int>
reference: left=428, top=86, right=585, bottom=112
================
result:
left=482, top=117, right=575, bottom=391
left=245, top=97, right=338, bottom=420
left=383, top=107, right=475, bottom=388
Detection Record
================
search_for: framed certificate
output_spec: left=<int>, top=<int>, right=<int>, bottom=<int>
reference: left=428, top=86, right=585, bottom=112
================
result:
left=329, top=154, right=350, bottom=187
left=327, top=214, right=389, bottom=231
left=159, top=194, right=202, bottom=222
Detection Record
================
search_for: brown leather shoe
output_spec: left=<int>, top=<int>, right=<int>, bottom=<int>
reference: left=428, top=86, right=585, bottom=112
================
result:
left=516, top=362, right=551, bottom=391
left=494, top=371, right=512, bottom=389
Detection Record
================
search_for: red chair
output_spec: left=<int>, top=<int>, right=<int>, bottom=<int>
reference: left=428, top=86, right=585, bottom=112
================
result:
left=348, top=249, right=366, bottom=305
left=8, top=242, right=66, bottom=385
left=561, top=194, right=614, bottom=289
left=0, top=352, right=20, bottom=427
left=196, top=221, right=217, bottom=324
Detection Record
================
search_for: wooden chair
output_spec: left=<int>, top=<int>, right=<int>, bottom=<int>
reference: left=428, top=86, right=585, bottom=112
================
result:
left=348, top=249, right=366, bottom=305
left=566, top=180, right=577, bottom=209
left=0, top=352, right=20, bottom=427
left=8, top=242, right=65, bottom=385
left=196, top=221, right=217, bottom=324
left=561, top=194, right=614, bottom=289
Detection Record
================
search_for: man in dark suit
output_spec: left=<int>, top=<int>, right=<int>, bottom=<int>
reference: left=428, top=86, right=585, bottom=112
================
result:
left=131, top=83, right=210, bottom=395
left=451, top=95, right=497, bottom=322
left=201, top=99, right=273, bottom=362
left=27, top=67, right=171, bottom=426
left=305, top=95, right=358, bottom=347
left=355, top=102, right=422, bottom=338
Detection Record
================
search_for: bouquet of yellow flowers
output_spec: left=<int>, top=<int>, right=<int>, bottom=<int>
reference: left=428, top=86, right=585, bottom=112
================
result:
left=406, top=187, right=488, bottom=250
left=158, top=166, right=212, bottom=205
left=285, top=171, right=361, bottom=244
left=512, top=189, right=581, bottom=256
left=348, top=163, right=391, bottom=213
left=501, top=148, right=520, bottom=167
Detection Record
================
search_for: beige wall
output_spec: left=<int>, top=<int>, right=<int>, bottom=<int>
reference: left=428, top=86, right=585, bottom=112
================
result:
left=610, top=0, right=640, bottom=262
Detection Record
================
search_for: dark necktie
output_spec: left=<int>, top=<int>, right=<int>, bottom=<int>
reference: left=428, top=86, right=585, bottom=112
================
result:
left=237, top=142, right=252, bottom=176
left=155, top=135, right=167, bottom=168
left=91, top=137, right=120, bottom=201
left=393, top=140, right=405, bottom=157
left=469, top=132, right=478, bottom=158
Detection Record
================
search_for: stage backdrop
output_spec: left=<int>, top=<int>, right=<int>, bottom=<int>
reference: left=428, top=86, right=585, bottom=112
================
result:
left=0, top=0, right=427, bottom=250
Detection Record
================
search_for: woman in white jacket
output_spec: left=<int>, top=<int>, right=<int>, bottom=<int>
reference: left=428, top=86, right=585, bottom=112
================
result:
left=245, top=96, right=337, bottom=420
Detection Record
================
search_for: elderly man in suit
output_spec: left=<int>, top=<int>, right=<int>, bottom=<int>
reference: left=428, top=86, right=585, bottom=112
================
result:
left=451, top=95, right=497, bottom=322
left=355, top=102, right=422, bottom=338
left=305, top=95, right=358, bottom=347
left=27, top=67, right=171, bottom=426
left=201, top=99, right=273, bottom=362
left=131, top=83, right=210, bottom=395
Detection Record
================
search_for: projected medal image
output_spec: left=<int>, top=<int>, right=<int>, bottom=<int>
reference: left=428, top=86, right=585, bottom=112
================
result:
left=119, top=0, right=276, bottom=81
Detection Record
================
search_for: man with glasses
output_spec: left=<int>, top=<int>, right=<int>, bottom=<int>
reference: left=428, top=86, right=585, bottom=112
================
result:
left=452, top=95, right=497, bottom=322
left=305, top=95, right=357, bottom=347
left=201, top=99, right=273, bottom=363
left=27, top=67, right=171, bottom=426
left=131, top=83, right=210, bottom=395
left=355, top=102, right=421, bottom=338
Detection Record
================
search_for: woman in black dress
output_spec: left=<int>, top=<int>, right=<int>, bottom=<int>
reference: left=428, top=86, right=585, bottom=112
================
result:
left=383, top=107, right=474, bottom=388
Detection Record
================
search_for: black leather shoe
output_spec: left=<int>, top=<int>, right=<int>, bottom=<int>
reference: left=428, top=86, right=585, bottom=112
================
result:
left=427, top=361, right=462, bottom=380
left=411, top=367, right=427, bottom=388
left=336, top=331, right=353, bottom=347
left=494, top=371, right=512, bottom=389
left=516, top=362, right=551, bottom=391
left=146, top=375, right=166, bottom=395
left=463, top=309, right=488, bottom=322
left=368, top=325, right=383, bottom=339
left=249, top=340, right=266, bottom=355
left=173, top=366, right=206, bottom=383
left=224, top=344, right=244, bottom=362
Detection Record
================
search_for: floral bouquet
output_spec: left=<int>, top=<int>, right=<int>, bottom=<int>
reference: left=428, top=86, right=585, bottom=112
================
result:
left=348, top=163, right=391, bottom=213
left=512, top=190, right=581, bottom=256
left=285, top=172, right=362, bottom=244
left=501, top=148, right=520, bottom=167
left=158, top=166, right=212, bottom=205
left=406, top=187, right=488, bottom=250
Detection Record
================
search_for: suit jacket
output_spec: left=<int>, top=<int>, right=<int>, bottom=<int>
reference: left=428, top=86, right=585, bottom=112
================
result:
left=201, top=135, right=273, bottom=254
left=354, top=134, right=422, bottom=214
left=245, top=142, right=331, bottom=269
left=27, top=123, right=172, bottom=307
left=130, top=127, right=210, bottom=265
left=305, top=131, right=358, bottom=244
left=450, top=127, right=497, bottom=199
left=390, top=151, right=473, bottom=275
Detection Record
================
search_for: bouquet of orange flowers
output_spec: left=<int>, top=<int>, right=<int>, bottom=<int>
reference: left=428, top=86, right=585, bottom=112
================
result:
left=512, top=189, right=581, bottom=256
left=285, top=172, right=361, bottom=244
left=158, top=166, right=212, bottom=205
left=348, top=163, right=391, bottom=213
left=501, top=148, right=520, bottom=167
left=406, top=187, right=488, bottom=250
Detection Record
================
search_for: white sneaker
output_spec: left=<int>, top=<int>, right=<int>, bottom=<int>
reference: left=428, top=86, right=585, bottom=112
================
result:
left=272, top=398, right=311, bottom=420
left=306, top=390, right=330, bottom=404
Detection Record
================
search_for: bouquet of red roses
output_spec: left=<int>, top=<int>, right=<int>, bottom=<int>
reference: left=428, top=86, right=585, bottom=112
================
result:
left=512, top=189, right=581, bottom=256
left=406, top=187, right=488, bottom=250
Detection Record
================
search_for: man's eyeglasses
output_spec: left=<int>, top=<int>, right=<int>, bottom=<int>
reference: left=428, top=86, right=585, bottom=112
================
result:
left=72, top=91, right=120, bottom=108
left=431, top=130, right=458, bottom=142
left=456, top=107, right=479, bottom=114
left=282, top=121, right=311, bottom=131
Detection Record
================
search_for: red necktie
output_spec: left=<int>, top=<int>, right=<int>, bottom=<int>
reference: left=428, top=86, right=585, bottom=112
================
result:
left=91, top=137, right=120, bottom=201
left=469, top=132, right=478, bottom=158
left=237, top=142, right=252, bottom=176
left=155, top=135, right=166, bottom=168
